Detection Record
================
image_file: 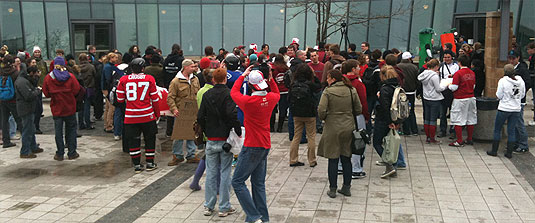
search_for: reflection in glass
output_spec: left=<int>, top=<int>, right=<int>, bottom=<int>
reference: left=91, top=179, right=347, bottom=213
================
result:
left=22, top=2, right=47, bottom=58
left=388, top=0, right=411, bottom=52
left=244, top=4, right=264, bottom=48
left=202, top=5, right=223, bottom=50
left=159, top=4, right=180, bottom=56
left=368, top=0, right=390, bottom=51
left=409, top=0, right=433, bottom=54
left=223, top=4, right=243, bottom=50
left=115, top=4, right=137, bottom=54
left=137, top=4, right=159, bottom=50
left=285, top=4, right=305, bottom=47
left=347, top=1, right=369, bottom=50
left=0, top=1, right=23, bottom=53
left=265, top=4, right=285, bottom=49
left=181, top=5, right=201, bottom=56
left=69, top=2, right=90, bottom=19
left=92, top=3, right=113, bottom=19
left=46, top=2, right=70, bottom=58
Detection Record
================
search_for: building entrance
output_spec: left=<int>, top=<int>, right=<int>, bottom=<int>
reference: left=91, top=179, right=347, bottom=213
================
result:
left=454, top=14, right=486, bottom=46
left=71, top=21, right=114, bottom=58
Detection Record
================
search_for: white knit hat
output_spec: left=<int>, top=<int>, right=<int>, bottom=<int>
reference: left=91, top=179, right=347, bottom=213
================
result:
left=33, top=46, right=41, bottom=53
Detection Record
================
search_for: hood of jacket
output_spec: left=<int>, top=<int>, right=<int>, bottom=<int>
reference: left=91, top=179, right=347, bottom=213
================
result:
left=51, top=69, right=71, bottom=82
left=79, top=61, right=93, bottom=73
left=418, top=69, right=438, bottom=82
left=505, top=75, right=523, bottom=85
left=345, top=74, right=359, bottom=81
left=382, top=77, right=399, bottom=87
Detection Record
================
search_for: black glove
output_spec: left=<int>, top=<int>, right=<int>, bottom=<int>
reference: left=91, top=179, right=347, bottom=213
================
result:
left=234, top=127, right=242, bottom=137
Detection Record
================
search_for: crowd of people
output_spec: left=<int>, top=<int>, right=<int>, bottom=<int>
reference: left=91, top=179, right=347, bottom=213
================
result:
left=0, top=34, right=534, bottom=222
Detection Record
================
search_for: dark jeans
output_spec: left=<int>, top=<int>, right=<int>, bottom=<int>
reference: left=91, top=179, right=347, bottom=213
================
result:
left=93, top=89, right=104, bottom=119
left=440, top=91, right=453, bottom=134
left=34, top=96, right=43, bottom=130
left=1, top=101, right=20, bottom=144
left=494, top=110, right=520, bottom=143
left=124, top=121, right=157, bottom=165
left=53, top=115, right=77, bottom=157
left=20, top=114, right=37, bottom=155
left=166, top=116, right=174, bottom=136
left=81, top=92, right=94, bottom=128
left=113, top=107, right=124, bottom=136
left=232, top=147, right=270, bottom=222
left=366, top=95, right=377, bottom=134
left=373, top=121, right=390, bottom=156
left=402, top=94, right=418, bottom=134
left=313, top=91, right=323, bottom=131
left=278, top=94, right=289, bottom=128
left=328, top=155, right=351, bottom=188
left=288, top=110, right=306, bottom=141
left=423, top=99, right=441, bottom=125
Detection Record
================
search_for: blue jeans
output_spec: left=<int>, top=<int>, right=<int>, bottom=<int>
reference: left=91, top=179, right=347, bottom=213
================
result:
left=288, top=110, right=306, bottom=142
left=494, top=110, right=520, bottom=143
left=204, top=140, right=233, bottom=211
left=20, top=114, right=37, bottom=155
left=79, top=94, right=94, bottom=128
left=113, top=108, right=124, bottom=136
left=423, top=99, right=441, bottom=125
left=172, top=140, right=196, bottom=159
left=232, top=147, right=270, bottom=222
left=402, top=94, right=418, bottom=134
left=53, top=115, right=77, bottom=157
left=515, top=105, right=529, bottom=149
left=34, top=95, right=43, bottom=130
left=9, top=115, right=16, bottom=138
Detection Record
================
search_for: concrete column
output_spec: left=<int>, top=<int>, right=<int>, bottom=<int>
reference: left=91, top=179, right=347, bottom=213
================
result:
left=484, top=11, right=513, bottom=98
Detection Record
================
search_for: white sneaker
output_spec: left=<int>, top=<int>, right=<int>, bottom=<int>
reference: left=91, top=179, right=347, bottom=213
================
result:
left=203, top=207, right=214, bottom=216
left=10, top=135, right=20, bottom=140
left=529, top=120, right=535, bottom=126
left=114, top=136, right=121, bottom=141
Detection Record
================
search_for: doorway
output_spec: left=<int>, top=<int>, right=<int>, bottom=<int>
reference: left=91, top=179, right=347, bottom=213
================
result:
left=71, top=21, right=114, bottom=59
left=454, top=14, right=486, bottom=46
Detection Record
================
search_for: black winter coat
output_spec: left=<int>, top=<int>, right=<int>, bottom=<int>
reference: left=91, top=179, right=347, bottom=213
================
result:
left=15, top=71, right=41, bottom=117
left=376, top=78, right=400, bottom=125
left=197, top=84, right=241, bottom=138
left=362, top=61, right=380, bottom=99
left=515, top=62, right=532, bottom=103
left=162, top=54, right=184, bottom=88
left=288, top=77, right=321, bottom=117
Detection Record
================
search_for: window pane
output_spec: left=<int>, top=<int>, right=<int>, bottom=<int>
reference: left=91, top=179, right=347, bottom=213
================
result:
left=115, top=4, right=137, bottom=53
left=348, top=1, right=369, bottom=51
left=306, top=4, right=318, bottom=48
left=455, top=0, right=476, bottom=13
left=285, top=4, right=305, bottom=47
left=388, top=0, right=411, bottom=51
left=433, top=0, right=454, bottom=39
left=0, top=1, right=23, bottom=53
left=409, top=0, right=434, bottom=54
left=202, top=4, right=222, bottom=50
left=92, top=3, right=113, bottom=19
left=478, top=0, right=499, bottom=12
left=518, top=0, right=535, bottom=57
left=265, top=4, right=284, bottom=49
left=181, top=5, right=201, bottom=56
left=511, top=0, right=520, bottom=32
left=46, top=2, right=70, bottom=58
left=22, top=2, right=48, bottom=58
left=137, top=4, right=159, bottom=50
left=368, top=0, right=390, bottom=51
left=223, top=4, right=243, bottom=50
left=69, top=2, right=90, bottom=19
left=244, top=4, right=264, bottom=49
left=159, top=4, right=180, bottom=56
left=325, top=2, right=346, bottom=48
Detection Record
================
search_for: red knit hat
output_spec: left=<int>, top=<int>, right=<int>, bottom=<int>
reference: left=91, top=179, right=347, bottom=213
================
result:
left=199, top=57, right=211, bottom=70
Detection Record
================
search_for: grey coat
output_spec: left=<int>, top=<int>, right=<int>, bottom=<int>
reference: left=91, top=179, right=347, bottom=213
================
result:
left=15, top=72, right=41, bottom=117
left=317, top=81, right=362, bottom=159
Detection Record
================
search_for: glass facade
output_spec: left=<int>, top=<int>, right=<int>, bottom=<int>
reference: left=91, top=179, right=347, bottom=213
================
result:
left=0, top=0, right=533, bottom=58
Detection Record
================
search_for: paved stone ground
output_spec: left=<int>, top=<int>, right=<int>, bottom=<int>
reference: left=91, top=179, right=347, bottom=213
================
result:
left=0, top=96, right=533, bottom=223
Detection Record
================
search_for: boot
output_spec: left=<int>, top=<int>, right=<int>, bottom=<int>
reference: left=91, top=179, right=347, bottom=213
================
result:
left=327, top=187, right=337, bottom=198
left=504, top=142, right=514, bottom=159
left=486, top=141, right=499, bottom=156
left=337, top=185, right=351, bottom=197
left=167, top=156, right=184, bottom=166
left=276, top=120, right=284, bottom=133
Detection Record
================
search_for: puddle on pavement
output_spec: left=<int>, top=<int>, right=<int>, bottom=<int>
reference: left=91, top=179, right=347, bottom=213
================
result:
left=7, top=202, right=38, bottom=211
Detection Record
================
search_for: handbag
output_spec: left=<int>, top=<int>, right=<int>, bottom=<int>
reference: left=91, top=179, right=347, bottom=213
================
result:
left=381, top=129, right=401, bottom=164
left=192, top=120, right=205, bottom=146
left=349, top=88, right=369, bottom=155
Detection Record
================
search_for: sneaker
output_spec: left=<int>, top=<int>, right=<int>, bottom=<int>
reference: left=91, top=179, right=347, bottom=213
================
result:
left=309, top=162, right=317, bottom=167
left=375, top=161, right=387, bottom=166
left=10, top=135, right=20, bottom=140
left=104, top=129, right=113, bottom=133
left=54, top=154, right=64, bottom=161
left=232, top=157, right=238, bottom=167
left=35, top=129, right=43, bottom=134
left=448, top=141, right=464, bottom=147
left=167, top=156, right=184, bottom=166
left=464, top=140, right=474, bottom=145
left=114, top=135, right=121, bottom=141
left=32, top=148, right=44, bottom=154
left=412, top=133, right=419, bottom=136
left=134, top=165, right=144, bottom=174
left=253, top=219, right=263, bottom=223
left=426, top=138, right=431, bottom=144
left=380, top=169, right=397, bottom=178
left=20, top=153, right=37, bottom=159
left=218, top=207, right=236, bottom=217
left=146, top=163, right=157, bottom=171
left=529, top=120, right=535, bottom=126
left=203, top=207, right=214, bottom=216
left=289, top=162, right=305, bottom=167
left=514, top=148, right=529, bottom=153
left=429, top=139, right=441, bottom=144
left=352, top=172, right=366, bottom=179
left=68, top=153, right=80, bottom=160
left=2, top=142, right=16, bottom=148
left=395, top=165, right=407, bottom=170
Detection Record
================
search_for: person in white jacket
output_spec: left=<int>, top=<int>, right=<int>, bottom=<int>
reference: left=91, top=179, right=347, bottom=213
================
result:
left=417, top=59, right=447, bottom=144
left=487, top=64, right=525, bottom=158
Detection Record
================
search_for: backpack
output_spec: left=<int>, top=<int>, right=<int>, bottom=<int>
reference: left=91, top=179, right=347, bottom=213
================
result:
left=0, top=76, right=15, bottom=101
left=289, top=81, right=314, bottom=114
left=108, top=67, right=126, bottom=107
left=390, top=86, right=410, bottom=123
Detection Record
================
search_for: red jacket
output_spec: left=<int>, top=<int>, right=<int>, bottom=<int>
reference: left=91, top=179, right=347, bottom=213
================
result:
left=231, top=76, right=280, bottom=149
left=452, top=67, right=475, bottom=99
left=273, top=65, right=289, bottom=93
left=345, top=74, right=369, bottom=120
left=42, top=72, right=81, bottom=117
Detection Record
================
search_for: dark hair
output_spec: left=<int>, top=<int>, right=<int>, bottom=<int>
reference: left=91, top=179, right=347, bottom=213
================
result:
left=258, top=62, right=270, bottom=79
left=349, top=43, right=357, bottom=51
left=202, top=69, right=214, bottom=84
left=457, top=54, right=471, bottom=67
left=278, top=46, right=288, bottom=55
left=151, top=55, right=161, bottom=64
left=329, top=44, right=340, bottom=55
left=443, top=50, right=454, bottom=57
left=292, top=63, right=314, bottom=83
left=55, top=49, right=65, bottom=55
left=318, top=42, right=326, bottom=49
left=128, top=45, right=139, bottom=55
left=371, top=49, right=382, bottom=60
left=247, top=49, right=255, bottom=56
left=219, top=48, right=225, bottom=52
left=341, top=59, right=359, bottom=74
left=78, top=53, right=89, bottom=62
left=27, top=65, right=38, bottom=74
left=171, top=44, right=183, bottom=56
left=527, top=42, right=535, bottom=50
left=327, top=69, right=353, bottom=88
left=391, top=48, right=400, bottom=55
left=287, top=44, right=297, bottom=52
left=204, top=46, right=214, bottom=56
left=426, top=59, right=440, bottom=68
left=445, top=43, right=453, bottom=50
left=88, top=45, right=96, bottom=51
left=273, top=54, right=288, bottom=70
left=382, top=50, right=392, bottom=60
left=261, top=44, right=269, bottom=51
left=361, top=42, right=370, bottom=47
left=385, top=54, right=398, bottom=66
left=340, top=51, right=349, bottom=59
left=471, top=59, right=483, bottom=68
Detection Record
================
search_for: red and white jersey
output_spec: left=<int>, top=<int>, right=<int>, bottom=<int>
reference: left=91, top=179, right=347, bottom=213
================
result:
left=156, top=86, right=172, bottom=116
left=116, top=73, right=160, bottom=124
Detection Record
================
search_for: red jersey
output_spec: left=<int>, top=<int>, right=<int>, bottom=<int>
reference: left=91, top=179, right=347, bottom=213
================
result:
left=308, top=62, right=325, bottom=81
left=116, top=73, right=160, bottom=124
left=452, top=67, right=476, bottom=99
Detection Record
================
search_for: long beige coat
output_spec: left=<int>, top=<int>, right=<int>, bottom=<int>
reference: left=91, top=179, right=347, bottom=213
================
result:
left=167, top=74, right=200, bottom=139
left=317, top=82, right=362, bottom=159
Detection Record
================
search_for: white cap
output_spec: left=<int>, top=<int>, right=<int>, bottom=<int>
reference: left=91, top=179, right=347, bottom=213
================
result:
left=292, top=38, right=300, bottom=45
left=401, top=52, right=413, bottom=60
left=249, top=43, right=258, bottom=52
left=33, top=46, right=41, bottom=53
left=249, top=70, right=268, bottom=90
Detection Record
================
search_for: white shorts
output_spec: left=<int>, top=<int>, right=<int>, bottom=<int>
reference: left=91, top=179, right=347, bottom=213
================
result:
left=450, top=97, right=477, bottom=126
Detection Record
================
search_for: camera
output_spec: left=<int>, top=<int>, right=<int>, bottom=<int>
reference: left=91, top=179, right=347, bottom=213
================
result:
left=222, top=143, right=232, bottom=153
